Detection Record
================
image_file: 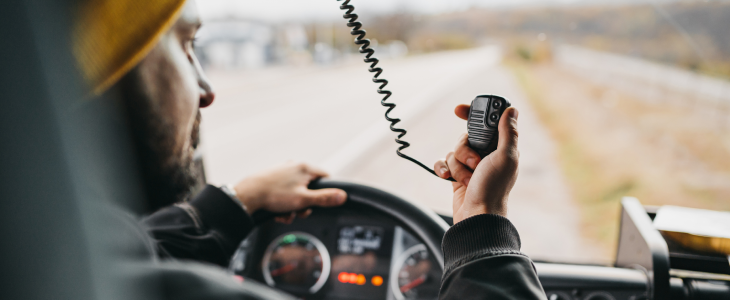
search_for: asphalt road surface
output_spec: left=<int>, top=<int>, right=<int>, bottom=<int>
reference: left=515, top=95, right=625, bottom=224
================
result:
left=200, top=47, right=606, bottom=264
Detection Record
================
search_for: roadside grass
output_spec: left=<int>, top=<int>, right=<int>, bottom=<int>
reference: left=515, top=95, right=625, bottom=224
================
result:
left=505, top=57, right=730, bottom=260
left=507, top=60, right=626, bottom=254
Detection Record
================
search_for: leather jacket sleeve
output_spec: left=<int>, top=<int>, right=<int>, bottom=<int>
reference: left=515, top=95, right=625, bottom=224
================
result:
left=105, top=202, right=297, bottom=300
left=141, top=185, right=255, bottom=267
left=439, top=214, right=547, bottom=300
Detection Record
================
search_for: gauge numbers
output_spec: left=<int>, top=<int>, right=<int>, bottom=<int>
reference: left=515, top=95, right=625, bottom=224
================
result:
left=262, top=232, right=331, bottom=294
left=391, top=244, right=433, bottom=300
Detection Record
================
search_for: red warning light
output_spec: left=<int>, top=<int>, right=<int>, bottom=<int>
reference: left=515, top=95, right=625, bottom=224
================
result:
left=339, top=272, right=373, bottom=286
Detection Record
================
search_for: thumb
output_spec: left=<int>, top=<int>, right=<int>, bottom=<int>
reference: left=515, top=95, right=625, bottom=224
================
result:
left=497, top=107, right=519, bottom=163
left=299, top=188, right=347, bottom=208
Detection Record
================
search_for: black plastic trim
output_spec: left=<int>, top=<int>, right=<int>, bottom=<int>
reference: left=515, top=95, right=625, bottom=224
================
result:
left=615, top=197, right=671, bottom=299
left=536, top=262, right=648, bottom=290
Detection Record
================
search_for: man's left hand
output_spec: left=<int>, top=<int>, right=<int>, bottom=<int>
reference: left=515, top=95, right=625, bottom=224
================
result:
left=232, top=162, right=347, bottom=224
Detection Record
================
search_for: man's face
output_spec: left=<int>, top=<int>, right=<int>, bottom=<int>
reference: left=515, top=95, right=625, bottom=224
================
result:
left=117, top=0, right=215, bottom=210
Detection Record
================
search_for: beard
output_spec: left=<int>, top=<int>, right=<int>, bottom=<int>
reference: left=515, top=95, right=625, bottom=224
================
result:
left=117, top=68, right=203, bottom=213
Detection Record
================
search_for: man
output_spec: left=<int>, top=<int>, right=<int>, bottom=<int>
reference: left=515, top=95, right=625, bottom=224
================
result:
left=73, top=0, right=547, bottom=299
left=76, top=0, right=348, bottom=268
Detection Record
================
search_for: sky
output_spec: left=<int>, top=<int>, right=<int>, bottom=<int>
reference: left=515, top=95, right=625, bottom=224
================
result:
left=195, top=0, right=600, bottom=22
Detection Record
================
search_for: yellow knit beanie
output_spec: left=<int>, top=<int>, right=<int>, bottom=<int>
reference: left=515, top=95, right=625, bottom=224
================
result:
left=72, top=0, right=187, bottom=95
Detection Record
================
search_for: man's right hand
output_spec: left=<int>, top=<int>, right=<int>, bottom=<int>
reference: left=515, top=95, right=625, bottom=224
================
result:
left=233, top=162, right=347, bottom=224
left=434, top=105, right=520, bottom=224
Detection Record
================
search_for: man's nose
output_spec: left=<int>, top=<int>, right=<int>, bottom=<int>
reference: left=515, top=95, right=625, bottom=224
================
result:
left=199, top=79, right=215, bottom=108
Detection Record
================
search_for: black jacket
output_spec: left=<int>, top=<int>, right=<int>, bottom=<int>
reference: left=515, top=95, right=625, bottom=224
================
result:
left=140, top=185, right=547, bottom=299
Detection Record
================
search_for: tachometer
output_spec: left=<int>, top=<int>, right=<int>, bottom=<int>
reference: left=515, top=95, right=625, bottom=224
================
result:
left=391, top=244, right=436, bottom=300
left=262, top=232, right=331, bottom=294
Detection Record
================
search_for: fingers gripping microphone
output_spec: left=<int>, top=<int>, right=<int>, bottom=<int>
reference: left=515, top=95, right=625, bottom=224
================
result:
left=467, top=95, right=512, bottom=158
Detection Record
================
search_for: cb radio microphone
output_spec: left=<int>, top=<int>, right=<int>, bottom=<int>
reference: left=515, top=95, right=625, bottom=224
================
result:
left=467, top=95, right=512, bottom=158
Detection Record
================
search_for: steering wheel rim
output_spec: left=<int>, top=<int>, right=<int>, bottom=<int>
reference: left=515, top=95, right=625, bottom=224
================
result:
left=309, top=179, right=450, bottom=269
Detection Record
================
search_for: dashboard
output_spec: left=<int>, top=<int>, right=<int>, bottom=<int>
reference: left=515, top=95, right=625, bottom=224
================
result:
left=230, top=203, right=442, bottom=300
left=229, top=180, right=730, bottom=300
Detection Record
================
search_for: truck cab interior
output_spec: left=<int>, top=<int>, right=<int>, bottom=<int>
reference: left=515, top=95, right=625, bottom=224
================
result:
left=1, top=0, right=728, bottom=300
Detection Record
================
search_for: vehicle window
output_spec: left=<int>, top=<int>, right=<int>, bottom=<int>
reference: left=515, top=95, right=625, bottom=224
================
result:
left=196, top=0, right=729, bottom=265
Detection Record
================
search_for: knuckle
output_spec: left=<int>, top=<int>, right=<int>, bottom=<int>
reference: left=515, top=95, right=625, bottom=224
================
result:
left=511, top=126, right=519, bottom=139
left=312, top=195, right=326, bottom=205
left=508, top=119, right=519, bottom=135
left=451, top=164, right=470, bottom=179
left=294, top=196, right=306, bottom=207
left=316, top=194, right=330, bottom=205
left=327, top=196, right=340, bottom=205
left=454, top=144, right=470, bottom=158
left=505, top=149, right=520, bottom=168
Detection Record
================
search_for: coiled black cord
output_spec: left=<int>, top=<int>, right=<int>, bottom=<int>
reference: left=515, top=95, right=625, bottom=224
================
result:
left=337, top=0, right=455, bottom=182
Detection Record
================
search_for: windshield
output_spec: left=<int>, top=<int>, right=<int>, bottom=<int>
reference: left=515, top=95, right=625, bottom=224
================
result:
left=195, top=0, right=730, bottom=265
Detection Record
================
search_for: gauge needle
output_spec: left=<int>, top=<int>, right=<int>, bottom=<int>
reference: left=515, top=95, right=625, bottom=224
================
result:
left=270, top=262, right=298, bottom=277
left=400, top=275, right=427, bottom=293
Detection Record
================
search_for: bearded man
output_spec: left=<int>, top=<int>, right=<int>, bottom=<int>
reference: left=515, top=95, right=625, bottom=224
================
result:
left=76, top=0, right=349, bottom=268
left=70, top=0, right=546, bottom=299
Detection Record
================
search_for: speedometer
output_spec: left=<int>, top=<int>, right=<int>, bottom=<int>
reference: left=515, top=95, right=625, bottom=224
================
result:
left=262, top=232, right=331, bottom=294
left=391, top=244, right=437, bottom=300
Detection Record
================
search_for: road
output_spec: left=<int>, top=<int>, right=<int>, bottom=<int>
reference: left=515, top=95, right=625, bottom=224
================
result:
left=200, top=47, right=606, bottom=263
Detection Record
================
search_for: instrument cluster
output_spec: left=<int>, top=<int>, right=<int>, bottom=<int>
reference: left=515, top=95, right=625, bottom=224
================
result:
left=230, top=205, right=442, bottom=300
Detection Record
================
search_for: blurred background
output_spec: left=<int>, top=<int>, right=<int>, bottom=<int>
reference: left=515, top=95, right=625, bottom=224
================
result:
left=193, top=0, right=730, bottom=265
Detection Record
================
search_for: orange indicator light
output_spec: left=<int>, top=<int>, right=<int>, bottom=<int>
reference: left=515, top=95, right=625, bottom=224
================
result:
left=371, top=275, right=383, bottom=286
left=340, top=273, right=381, bottom=286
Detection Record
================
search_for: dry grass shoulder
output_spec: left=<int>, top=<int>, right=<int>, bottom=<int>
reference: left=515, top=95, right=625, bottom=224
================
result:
left=506, top=59, right=730, bottom=256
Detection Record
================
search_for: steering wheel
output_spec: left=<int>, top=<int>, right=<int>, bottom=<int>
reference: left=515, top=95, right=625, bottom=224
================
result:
left=309, top=179, right=451, bottom=269
left=240, top=179, right=451, bottom=299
